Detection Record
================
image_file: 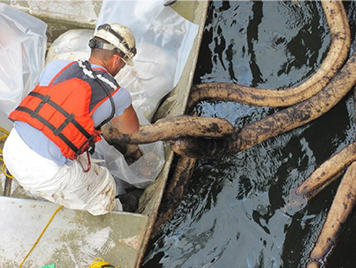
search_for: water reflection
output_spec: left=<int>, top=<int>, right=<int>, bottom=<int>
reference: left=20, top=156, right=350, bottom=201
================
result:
left=143, top=1, right=356, bottom=267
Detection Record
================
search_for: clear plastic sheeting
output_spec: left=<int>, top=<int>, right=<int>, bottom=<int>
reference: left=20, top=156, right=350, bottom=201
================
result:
left=98, top=0, right=199, bottom=121
left=93, top=137, right=165, bottom=193
left=0, top=3, right=47, bottom=132
left=115, top=41, right=176, bottom=121
left=46, top=0, right=199, bottom=121
left=93, top=111, right=165, bottom=193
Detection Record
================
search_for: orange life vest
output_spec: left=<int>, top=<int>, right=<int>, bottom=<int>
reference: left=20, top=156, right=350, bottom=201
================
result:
left=9, top=61, right=118, bottom=160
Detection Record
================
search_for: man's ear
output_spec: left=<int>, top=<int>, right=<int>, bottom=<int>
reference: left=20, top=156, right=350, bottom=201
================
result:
left=113, top=54, right=121, bottom=64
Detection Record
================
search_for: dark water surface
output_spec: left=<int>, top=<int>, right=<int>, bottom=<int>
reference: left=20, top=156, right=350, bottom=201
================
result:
left=143, top=1, right=356, bottom=267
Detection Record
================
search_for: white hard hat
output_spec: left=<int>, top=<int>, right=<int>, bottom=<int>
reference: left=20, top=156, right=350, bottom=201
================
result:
left=91, top=23, right=137, bottom=66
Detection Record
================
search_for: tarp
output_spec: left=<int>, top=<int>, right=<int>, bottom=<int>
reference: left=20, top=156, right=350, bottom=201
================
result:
left=97, top=0, right=199, bottom=121
left=47, top=0, right=199, bottom=121
left=0, top=3, right=47, bottom=131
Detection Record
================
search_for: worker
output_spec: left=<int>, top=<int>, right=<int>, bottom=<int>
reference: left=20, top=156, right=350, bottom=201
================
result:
left=3, top=23, right=140, bottom=215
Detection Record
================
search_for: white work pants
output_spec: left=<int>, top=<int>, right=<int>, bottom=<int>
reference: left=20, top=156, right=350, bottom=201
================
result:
left=3, top=128, right=122, bottom=215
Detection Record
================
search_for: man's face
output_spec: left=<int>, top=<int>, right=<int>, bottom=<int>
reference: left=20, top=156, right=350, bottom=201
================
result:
left=111, top=54, right=126, bottom=76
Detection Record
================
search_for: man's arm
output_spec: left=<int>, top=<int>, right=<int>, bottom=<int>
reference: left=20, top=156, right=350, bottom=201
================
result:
left=110, top=104, right=139, bottom=134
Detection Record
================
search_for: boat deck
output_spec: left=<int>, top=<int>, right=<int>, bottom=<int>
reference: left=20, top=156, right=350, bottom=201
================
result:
left=0, top=195, right=148, bottom=267
left=0, top=0, right=208, bottom=267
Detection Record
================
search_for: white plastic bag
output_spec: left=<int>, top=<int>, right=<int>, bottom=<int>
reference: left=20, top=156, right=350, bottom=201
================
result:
left=92, top=112, right=165, bottom=192
left=115, top=42, right=176, bottom=121
left=0, top=3, right=47, bottom=131
left=98, top=0, right=199, bottom=121
left=46, top=1, right=199, bottom=121
left=93, top=136, right=165, bottom=190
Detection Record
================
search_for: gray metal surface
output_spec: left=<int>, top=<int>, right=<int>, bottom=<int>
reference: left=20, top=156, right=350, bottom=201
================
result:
left=0, top=196, right=148, bottom=267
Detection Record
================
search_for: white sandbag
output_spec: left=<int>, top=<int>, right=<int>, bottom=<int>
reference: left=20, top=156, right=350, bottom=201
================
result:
left=46, top=29, right=92, bottom=63
left=0, top=3, right=47, bottom=132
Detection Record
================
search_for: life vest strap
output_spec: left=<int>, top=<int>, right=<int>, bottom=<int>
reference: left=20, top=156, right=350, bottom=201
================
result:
left=53, top=113, right=75, bottom=136
left=15, top=106, right=80, bottom=154
left=29, top=91, right=92, bottom=140
left=31, top=95, right=50, bottom=118
left=16, top=91, right=98, bottom=157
